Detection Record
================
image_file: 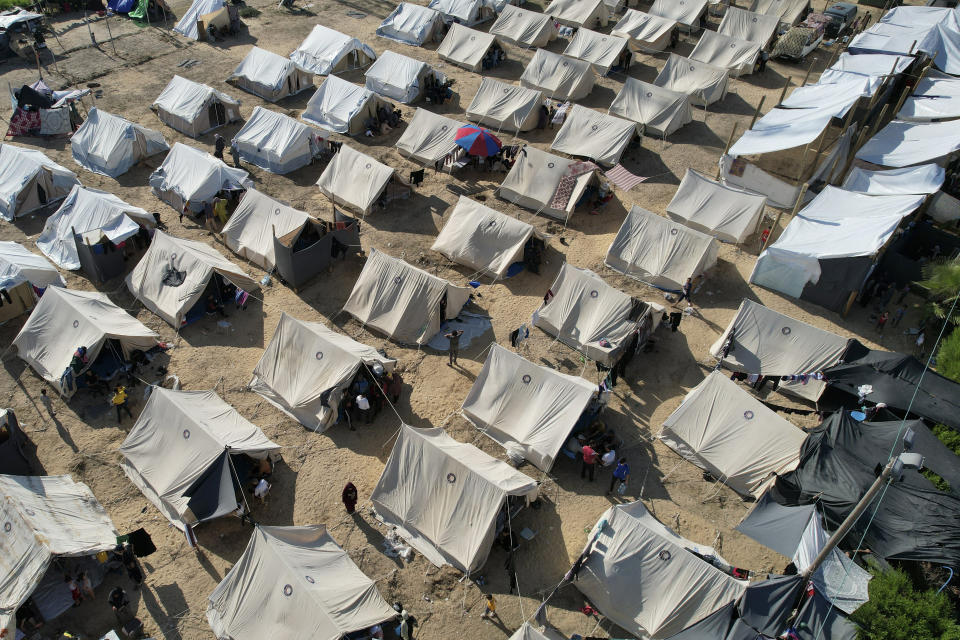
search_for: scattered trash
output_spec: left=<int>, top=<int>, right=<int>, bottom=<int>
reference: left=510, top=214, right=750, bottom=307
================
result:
left=346, top=10, right=366, bottom=18
left=260, top=274, right=271, bottom=286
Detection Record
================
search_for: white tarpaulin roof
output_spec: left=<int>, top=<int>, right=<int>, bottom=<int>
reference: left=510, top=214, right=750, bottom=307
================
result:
left=207, top=525, right=395, bottom=640
left=718, top=7, right=778, bottom=45
left=232, top=106, right=319, bottom=174
left=574, top=501, right=747, bottom=639
left=126, top=230, right=259, bottom=327
left=818, top=53, right=912, bottom=98
left=709, top=299, right=848, bottom=402
left=654, top=54, right=728, bottom=106
left=71, top=107, right=169, bottom=178
left=371, top=424, right=538, bottom=572
left=150, top=142, right=251, bottom=206
left=364, top=50, right=432, bottom=103
left=898, top=76, right=960, bottom=121
left=0, top=144, right=78, bottom=221
left=666, top=168, right=767, bottom=243
left=466, top=78, right=542, bottom=132
left=849, top=21, right=938, bottom=57
left=174, top=0, right=224, bottom=39
left=748, top=0, right=808, bottom=26
left=250, top=313, right=395, bottom=432
left=544, top=0, right=608, bottom=28
left=649, top=0, right=706, bottom=26
left=221, top=188, right=311, bottom=270
left=605, top=206, right=718, bottom=290
left=611, top=10, right=675, bottom=51
left=843, top=164, right=945, bottom=196
left=290, top=25, right=376, bottom=75
left=431, top=196, right=535, bottom=277
left=489, top=5, right=557, bottom=48
left=550, top=105, right=635, bottom=166
left=120, top=388, right=280, bottom=529
left=520, top=49, right=595, bottom=101
left=37, top=185, right=153, bottom=270
left=0, top=475, right=118, bottom=638
left=563, top=28, right=627, bottom=74
left=856, top=119, right=960, bottom=167
left=0, top=241, right=63, bottom=290
left=609, top=78, right=692, bottom=137
left=780, top=76, right=868, bottom=117
left=316, top=144, right=394, bottom=214
left=153, top=75, right=240, bottom=126
left=690, top=30, right=760, bottom=76
left=463, top=344, right=595, bottom=471
left=376, top=3, right=443, bottom=46
left=534, top=263, right=638, bottom=366
left=728, top=106, right=835, bottom=156
left=229, top=47, right=308, bottom=94
left=660, top=371, right=806, bottom=497
left=499, top=146, right=595, bottom=221
left=437, top=23, right=497, bottom=72
left=301, top=75, right=388, bottom=135
left=428, top=0, right=492, bottom=26
left=12, top=287, right=158, bottom=394
left=396, top=108, right=463, bottom=164
left=343, top=248, right=472, bottom=345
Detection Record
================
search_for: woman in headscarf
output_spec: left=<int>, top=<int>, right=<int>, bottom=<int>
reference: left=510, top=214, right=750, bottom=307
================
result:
left=341, top=482, right=358, bottom=515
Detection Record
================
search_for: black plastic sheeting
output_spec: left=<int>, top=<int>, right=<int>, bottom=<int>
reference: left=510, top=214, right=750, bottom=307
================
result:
left=0, top=409, right=36, bottom=475
left=792, top=592, right=858, bottom=640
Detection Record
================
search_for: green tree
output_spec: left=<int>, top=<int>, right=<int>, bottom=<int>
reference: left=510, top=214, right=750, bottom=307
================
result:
left=935, top=329, right=960, bottom=383
left=851, top=569, right=960, bottom=640
left=919, top=259, right=960, bottom=327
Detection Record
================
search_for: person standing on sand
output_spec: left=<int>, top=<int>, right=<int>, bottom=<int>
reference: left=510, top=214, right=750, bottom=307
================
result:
left=445, top=329, right=463, bottom=366
left=214, top=134, right=225, bottom=160
left=675, top=278, right=693, bottom=306
left=39, top=388, right=55, bottom=417
left=113, top=385, right=132, bottom=425
left=342, top=482, right=358, bottom=515
left=481, top=594, right=498, bottom=620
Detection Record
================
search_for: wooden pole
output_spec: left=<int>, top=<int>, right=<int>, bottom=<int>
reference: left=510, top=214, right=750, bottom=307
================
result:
left=778, top=76, right=792, bottom=105
left=105, top=13, right=117, bottom=56
left=749, top=96, right=765, bottom=129
left=867, top=103, right=889, bottom=141
left=715, top=123, right=738, bottom=180
left=800, top=125, right=830, bottom=183
left=800, top=57, right=817, bottom=87
left=770, top=183, right=808, bottom=244
left=835, top=126, right=872, bottom=185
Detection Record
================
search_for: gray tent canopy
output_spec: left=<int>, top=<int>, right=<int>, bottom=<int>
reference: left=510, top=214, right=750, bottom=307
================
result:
left=152, top=75, right=242, bottom=138
left=466, top=78, right=543, bottom=133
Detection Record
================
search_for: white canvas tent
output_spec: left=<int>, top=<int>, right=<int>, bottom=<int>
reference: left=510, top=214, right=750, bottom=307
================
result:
left=563, top=28, right=628, bottom=75
left=466, top=78, right=542, bottom=132
left=609, top=78, right=693, bottom=137
left=718, top=7, right=778, bottom=47
left=232, top=106, right=321, bottom=174
left=428, top=0, right=494, bottom=26
left=152, top=75, right=241, bottom=138
left=316, top=145, right=395, bottom=214
left=780, top=76, right=869, bottom=117
left=898, top=76, right=960, bottom=121
left=37, top=185, right=153, bottom=270
left=666, top=168, right=767, bottom=243
left=343, top=249, right=472, bottom=344
left=364, top=50, right=435, bottom=103
left=0, top=241, right=63, bottom=291
left=228, top=47, right=314, bottom=102
left=376, top=3, right=444, bottom=46
left=396, top=108, right=463, bottom=164
left=611, top=10, right=676, bottom=52
left=509, top=624, right=566, bottom=640
left=499, top=146, right=598, bottom=221
left=119, top=388, right=280, bottom=531
left=301, top=75, right=392, bottom=136
left=520, top=50, right=595, bottom=101
left=605, top=206, right=718, bottom=290
left=0, top=475, right=118, bottom=639
left=727, top=106, right=837, bottom=157
left=534, top=263, right=641, bottom=366
left=126, top=230, right=259, bottom=328
left=489, top=5, right=557, bottom=48
left=220, top=189, right=310, bottom=271
left=748, top=0, right=809, bottom=27
left=174, top=0, right=224, bottom=39
left=661, top=371, right=806, bottom=497
left=550, top=105, right=636, bottom=166
left=12, top=287, right=158, bottom=396
left=655, top=54, right=728, bottom=106
left=855, top=119, right=960, bottom=168
left=250, top=313, right=396, bottom=432
left=709, top=299, right=848, bottom=402
left=689, top=31, right=760, bottom=77
left=818, top=53, right=912, bottom=98
left=431, top=196, right=536, bottom=278
left=207, top=525, right=395, bottom=640
left=437, top=23, right=498, bottom=72
left=462, top=344, right=595, bottom=471
left=149, top=142, right=251, bottom=211
left=544, top=0, right=609, bottom=28
left=649, top=0, right=707, bottom=28
left=371, top=424, right=539, bottom=572
left=70, top=108, right=169, bottom=178
left=843, top=164, right=945, bottom=196
left=289, top=25, right=376, bottom=75
left=574, top=501, right=747, bottom=639
left=0, top=144, right=78, bottom=221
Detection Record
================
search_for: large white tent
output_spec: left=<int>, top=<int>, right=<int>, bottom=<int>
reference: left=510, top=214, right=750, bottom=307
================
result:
left=0, top=144, right=78, bottom=221
left=611, top=10, right=676, bottom=52
left=489, top=5, right=557, bottom=48
left=228, top=47, right=314, bottom=102
left=37, top=185, right=153, bottom=270
left=550, top=105, right=636, bottom=166
left=316, top=145, right=395, bottom=214
left=364, top=50, right=436, bottom=103
left=152, top=75, right=242, bottom=138
left=289, top=25, right=376, bottom=75
left=898, top=76, right=960, bottom=121
left=718, top=7, right=778, bottom=46
left=544, top=0, right=609, bottom=28
left=376, top=3, right=444, bottom=46
left=220, top=188, right=311, bottom=271
left=0, top=475, right=118, bottom=639
left=534, top=263, right=642, bottom=366
left=818, top=52, right=912, bottom=98
left=498, top=146, right=598, bottom=221
left=0, top=241, right=63, bottom=292
left=207, top=525, right=395, bottom=640
left=119, top=388, right=280, bottom=531
left=574, top=501, right=747, bottom=639
left=661, top=371, right=806, bottom=497
left=779, top=76, right=869, bottom=117
left=396, top=108, right=463, bottom=165
left=371, top=424, right=538, bottom=572
left=250, top=313, right=396, bottom=432
left=709, top=299, right=848, bottom=402
left=843, top=164, right=945, bottom=196
left=12, top=287, right=158, bottom=396
left=173, top=0, right=225, bottom=39
left=689, top=31, right=760, bottom=77
left=508, top=624, right=567, bottom=640
left=562, top=28, right=628, bottom=75
left=126, top=230, right=259, bottom=328
left=431, top=196, right=536, bottom=278
left=301, top=75, right=391, bottom=136
left=727, top=106, right=838, bottom=157
left=609, top=78, right=693, bottom=138
left=520, top=50, right=595, bottom=101
left=70, top=107, right=169, bottom=178
left=343, top=249, right=472, bottom=344
left=748, top=0, right=809, bottom=27
left=648, top=0, right=707, bottom=28
left=666, top=168, right=767, bottom=243
left=466, top=78, right=542, bottom=132
left=149, top=142, right=251, bottom=211
left=606, top=206, right=718, bottom=290
left=428, top=0, right=494, bottom=26
left=232, top=106, right=321, bottom=174
left=463, top=344, right=595, bottom=471
left=655, top=53, right=728, bottom=106
left=437, top=23, right=499, bottom=72
left=855, top=119, right=960, bottom=168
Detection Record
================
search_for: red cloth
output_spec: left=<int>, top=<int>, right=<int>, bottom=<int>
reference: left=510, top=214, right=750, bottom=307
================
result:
left=582, top=445, right=598, bottom=464
left=6, top=109, right=41, bottom=137
left=549, top=161, right=599, bottom=211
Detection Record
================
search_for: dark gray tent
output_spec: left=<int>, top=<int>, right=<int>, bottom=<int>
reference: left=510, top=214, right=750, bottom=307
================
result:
left=736, top=493, right=817, bottom=558
left=792, top=592, right=859, bottom=640
left=0, top=409, right=36, bottom=476
left=273, top=211, right=360, bottom=290
left=738, top=575, right=804, bottom=637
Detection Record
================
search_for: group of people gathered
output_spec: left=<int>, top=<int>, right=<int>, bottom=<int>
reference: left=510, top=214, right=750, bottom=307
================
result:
left=338, top=365, right=403, bottom=429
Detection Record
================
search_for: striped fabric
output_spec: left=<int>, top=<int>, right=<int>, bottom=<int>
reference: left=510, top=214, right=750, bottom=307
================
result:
left=605, top=164, right=647, bottom=191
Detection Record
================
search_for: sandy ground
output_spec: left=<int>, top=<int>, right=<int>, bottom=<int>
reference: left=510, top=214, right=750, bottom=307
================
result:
left=0, top=0, right=927, bottom=638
